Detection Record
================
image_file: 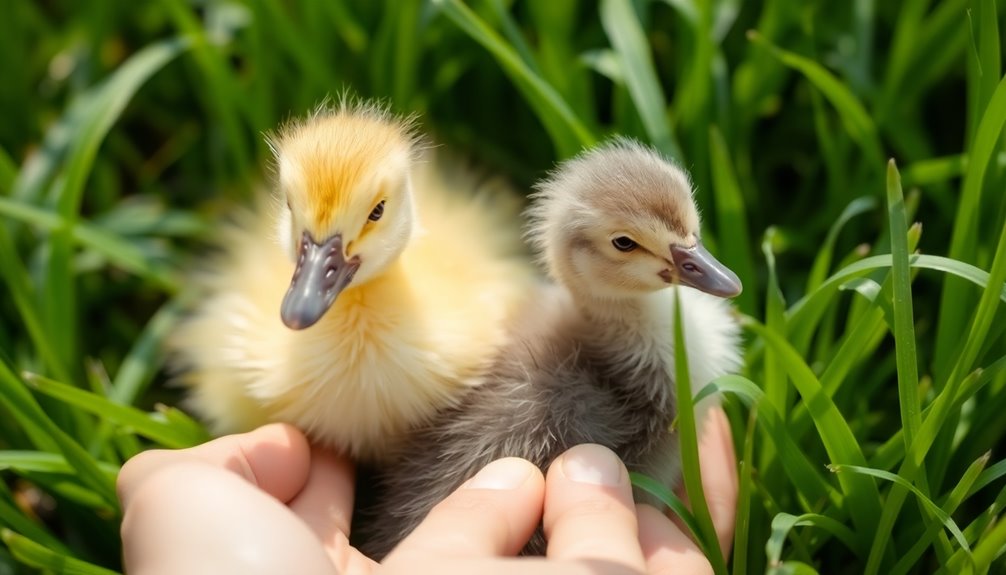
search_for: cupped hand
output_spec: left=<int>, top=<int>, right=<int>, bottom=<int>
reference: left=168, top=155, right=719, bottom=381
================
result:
left=117, top=407, right=736, bottom=575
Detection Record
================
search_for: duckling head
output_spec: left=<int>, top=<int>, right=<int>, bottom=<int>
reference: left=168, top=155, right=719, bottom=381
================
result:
left=528, top=138, right=742, bottom=300
left=267, top=103, right=420, bottom=330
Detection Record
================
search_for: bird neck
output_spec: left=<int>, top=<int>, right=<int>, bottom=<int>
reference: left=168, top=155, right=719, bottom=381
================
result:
left=574, top=292, right=644, bottom=323
left=571, top=289, right=666, bottom=348
left=547, top=251, right=671, bottom=360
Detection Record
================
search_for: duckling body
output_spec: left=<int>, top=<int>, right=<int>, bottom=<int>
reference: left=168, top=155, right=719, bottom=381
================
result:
left=357, top=139, right=743, bottom=556
left=167, top=103, right=534, bottom=462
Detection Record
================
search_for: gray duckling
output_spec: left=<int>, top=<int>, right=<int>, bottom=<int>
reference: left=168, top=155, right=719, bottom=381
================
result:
left=357, top=138, right=744, bottom=558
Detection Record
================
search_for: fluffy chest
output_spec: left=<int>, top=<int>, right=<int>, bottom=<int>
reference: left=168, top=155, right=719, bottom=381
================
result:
left=590, top=287, right=742, bottom=397
left=236, top=275, right=485, bottom=461
left=581, top=291, right=676, bottom=389
left=573, top=288, right=737, bottom=464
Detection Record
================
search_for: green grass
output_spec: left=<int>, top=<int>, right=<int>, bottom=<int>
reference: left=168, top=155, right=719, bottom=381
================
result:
left=0, top=1, right=1004, bottom=573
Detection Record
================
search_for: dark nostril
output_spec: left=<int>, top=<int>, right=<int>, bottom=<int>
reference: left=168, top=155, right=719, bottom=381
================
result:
left=683, top=263, right=700, bottom=274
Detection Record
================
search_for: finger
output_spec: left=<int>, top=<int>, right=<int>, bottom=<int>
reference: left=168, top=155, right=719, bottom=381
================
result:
left=380, top=558, right=634, bottom=575
left=696, top=406, right=737, bottom=555
left=385, top=457, right=544, bottom=562
left=542, top=444, right=646, bottom=571
left=637, top=504, right=712, bottom=575
left=117, top=423, right=310, bottom=507
left=287, top=446, right=372, bottom=572
left=121, top=461, right=334, bottom=575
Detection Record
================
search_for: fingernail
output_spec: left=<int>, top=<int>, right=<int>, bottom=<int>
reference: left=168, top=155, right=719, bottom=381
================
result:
left=561, top=444, right=624, bottom=486
left=466, top=458, right=533, bottom=490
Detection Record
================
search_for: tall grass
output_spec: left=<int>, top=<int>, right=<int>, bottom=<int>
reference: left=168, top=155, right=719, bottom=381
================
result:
left=1, top=1, right=1004, bottom=573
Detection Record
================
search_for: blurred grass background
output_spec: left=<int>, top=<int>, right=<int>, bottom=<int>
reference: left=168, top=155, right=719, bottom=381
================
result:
left=1, top=0, right=1005, bottom=573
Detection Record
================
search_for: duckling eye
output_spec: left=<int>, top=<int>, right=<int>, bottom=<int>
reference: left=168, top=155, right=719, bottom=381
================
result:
left=611, top=236, right=637, bottom=252
left=368, top=200, right=386, bottom=222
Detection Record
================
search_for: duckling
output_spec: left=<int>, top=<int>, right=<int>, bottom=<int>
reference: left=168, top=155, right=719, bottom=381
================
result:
left=356, top=138, right=743, bottom=557
left=166, top=101, right=534, bottom=463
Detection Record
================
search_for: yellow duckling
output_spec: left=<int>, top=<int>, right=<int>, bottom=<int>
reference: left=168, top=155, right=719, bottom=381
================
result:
left=167, top=101, right=534, bottom=463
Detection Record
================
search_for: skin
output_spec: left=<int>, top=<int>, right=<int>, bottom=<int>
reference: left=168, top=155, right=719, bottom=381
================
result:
left=118, top=408, right=736, bottom=575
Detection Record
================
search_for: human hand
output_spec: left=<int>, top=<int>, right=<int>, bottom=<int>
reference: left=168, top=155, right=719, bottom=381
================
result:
left=117, top=407, right=736, bottom=574
left=380, top=405, right=737, bottom=574
left=117, top=423, right=367, bottom=575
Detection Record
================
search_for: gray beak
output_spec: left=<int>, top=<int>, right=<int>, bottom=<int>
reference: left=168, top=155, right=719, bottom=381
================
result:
left=281, top=232, right=360, bottom=330
left=669, top=241, right=742, bottom=298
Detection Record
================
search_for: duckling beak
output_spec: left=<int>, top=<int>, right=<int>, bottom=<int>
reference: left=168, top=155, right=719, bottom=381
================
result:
left=281, top=232, right=360, bottom=330
left=668, top=242, right=742, bottom=298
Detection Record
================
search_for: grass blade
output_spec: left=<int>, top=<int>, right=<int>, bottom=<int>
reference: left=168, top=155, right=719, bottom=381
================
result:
left=487, top=0, right=541, bottom=75
left=743, top=317, right=882, bottom=548
left=766, top=512, right=859, bottom=567
left=12, top=472, right=111, bottom=510
left=1, top=529, right=119, bottom=575
left=965, top=0, right=1002, bottom=140
left=902, top=154, right=968, bottom=187
left=25, top=373, right=208, bottom=449
left=0, top=361, right=117, bottom=510
left=0, top=451, right=117, bottom=476
left=891, top=452, right=991, bottom=575
left=769, top=561, right=821, bottom=575
left=163, top=1, right=251, bottom=173
left=527, top=1, right=596, bottom=121
left=945, top=106, right=1006, bottom=386
left=630, top=472, right=703, bottom=540
left=761, top=231, right=788, bottom=401
left=877, top=0, right=931, bottom=122
left=709, top=126, right=757, bottom=314
left=433, top=0, right=594, bottom=158
left=673, top=288, right=726, bottom=574
left=110, top=299, right=187, bottom=404
left=698, top=377, right=840, bottom=511
left=0, top=497, right=71, bottom=556
left=886, top=160, right=921, bottom=446
left=789, top=254, right=1006, bottom=331
left=932, top=198, right=1006, bottom=490
left=970, top=456, right=1006, bottom=496
left=865, top=341, right=1006, bottom=570
left=0, top=196, right=180, bottom=292
left=0, top=147, right=15, bottom=192
left=969, top=508, right=1006, bottom=571
left=731, top=407, right=756, bottom=575
left=747, top=31, right=882, bottom=164
left=806, top=196, right=877, bottom=293
left=0, top=224, right=71, bottom=383
left=48, top=37, right=188, bottom=217
left=600, top=0, right=683, bottom=160
left=831, top=464, right=973, bottom=561
left=936, top=74, right=1006, bottom=379
left=43, top=37, right=189, bottom=372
